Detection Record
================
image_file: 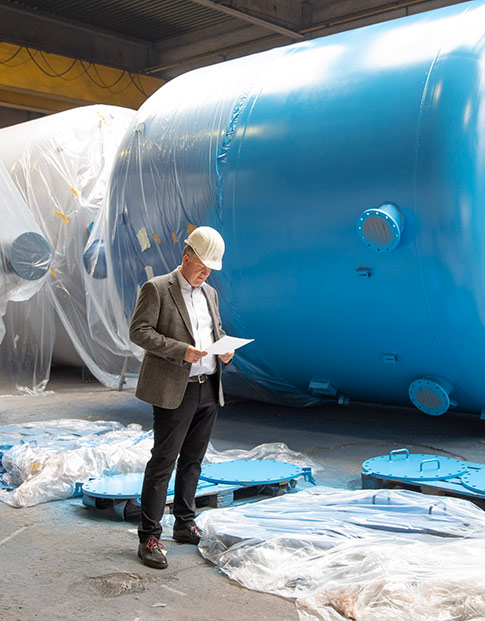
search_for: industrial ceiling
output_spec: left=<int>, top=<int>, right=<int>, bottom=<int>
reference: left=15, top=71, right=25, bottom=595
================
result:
left=0, top=0, right=468, bottom=120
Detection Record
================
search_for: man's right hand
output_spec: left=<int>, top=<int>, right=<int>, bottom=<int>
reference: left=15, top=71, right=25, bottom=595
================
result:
left=184, top=345, right=208, bottom=363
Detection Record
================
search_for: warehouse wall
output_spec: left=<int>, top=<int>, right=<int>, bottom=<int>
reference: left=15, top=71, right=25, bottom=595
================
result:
left=0, top=107, right=44, bottom=129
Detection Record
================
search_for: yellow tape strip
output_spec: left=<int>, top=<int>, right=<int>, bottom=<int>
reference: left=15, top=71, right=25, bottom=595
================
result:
left=55, top=211, right=69, bottom=223
left=49, top=267, right=57, bottom=278
left=152, top=232, right=161, bottom=244
left=187, top=223, right=197, bottom=236
left=30, top=461, right=41, bottom=473
left=171, top=232, right=178, bottom=243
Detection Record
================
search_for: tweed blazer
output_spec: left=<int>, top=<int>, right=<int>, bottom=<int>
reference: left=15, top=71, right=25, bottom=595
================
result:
left=129, top=268, right=226, bottom=409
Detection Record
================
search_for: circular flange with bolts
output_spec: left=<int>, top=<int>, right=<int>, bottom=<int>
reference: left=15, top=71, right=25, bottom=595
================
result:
left=199, top=459, right=306, bottom=485
left=357, top=203, right=403, bottom=252
left=408, top=377, right=452, bottom=415
left=82, top=472, right=145, bottom=499
left=460, top=468, right=485, bottom=494
left=362, top=448, right=467, bottom=481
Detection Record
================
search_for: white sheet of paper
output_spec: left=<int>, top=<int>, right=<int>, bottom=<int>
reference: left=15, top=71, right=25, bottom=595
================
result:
left=205, top=335, right=254, bottom=355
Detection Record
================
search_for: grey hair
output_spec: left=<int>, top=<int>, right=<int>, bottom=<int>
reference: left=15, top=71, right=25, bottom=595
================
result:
left=183, top=245, right=195, bottom=257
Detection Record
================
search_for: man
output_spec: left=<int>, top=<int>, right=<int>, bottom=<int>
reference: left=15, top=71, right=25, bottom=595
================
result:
left=129, top=226, right=234, bottom=570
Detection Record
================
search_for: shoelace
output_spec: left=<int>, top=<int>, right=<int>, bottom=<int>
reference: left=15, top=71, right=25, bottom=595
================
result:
left=146, top=539, right=164, bottom=552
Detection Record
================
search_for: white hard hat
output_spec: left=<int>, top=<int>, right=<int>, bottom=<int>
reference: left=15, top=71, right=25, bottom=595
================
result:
left=185, top=226, right=225, bottom=270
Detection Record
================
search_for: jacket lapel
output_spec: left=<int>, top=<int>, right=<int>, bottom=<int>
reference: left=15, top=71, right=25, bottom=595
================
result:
left=203, top=288, right=221, bottom=338
left=168, top=270, right=194, bottom=339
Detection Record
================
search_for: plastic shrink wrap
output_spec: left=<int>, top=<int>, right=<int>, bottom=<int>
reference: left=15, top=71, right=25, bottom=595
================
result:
left=198, top=487, right=485, bottom=621
left=0, top=160, right=52, bottom=392
left=0, top=105, right=138, bottom=394
left=0, top=419, right=153, bottom=507
left=0, top=418, right=319, bottom=507
left=103, top=0, right=485, bottom=414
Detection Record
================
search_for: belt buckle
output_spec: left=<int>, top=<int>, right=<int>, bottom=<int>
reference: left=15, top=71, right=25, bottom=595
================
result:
left=198, top=375, right=205, bottom=384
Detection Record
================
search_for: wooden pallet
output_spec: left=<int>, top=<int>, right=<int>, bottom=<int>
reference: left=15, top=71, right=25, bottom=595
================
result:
left=82, top=480, right=294, bottom=520
left=195, top=480, right=293, bottom=509
left=361, top=461, right=485, bottom=510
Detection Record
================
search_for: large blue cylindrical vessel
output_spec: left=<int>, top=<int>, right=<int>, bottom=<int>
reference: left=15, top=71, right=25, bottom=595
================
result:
left=106, top=0, right=485, bottom=414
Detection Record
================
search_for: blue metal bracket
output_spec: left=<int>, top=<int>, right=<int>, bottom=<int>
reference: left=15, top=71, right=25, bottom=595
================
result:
left=309, top=380, right=337, bottom=396
left=382, top=353, right=398, bottom=364
left=303, top=467, right=316, bottom=485
left=356, top=266, right=372, bottom=278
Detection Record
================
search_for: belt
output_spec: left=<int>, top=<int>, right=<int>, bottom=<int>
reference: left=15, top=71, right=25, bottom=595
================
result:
left=188, top=373, right=214, bottom=384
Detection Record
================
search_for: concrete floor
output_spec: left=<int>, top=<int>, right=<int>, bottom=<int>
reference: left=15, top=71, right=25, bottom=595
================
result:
left=1, top=368, right=485, bottom=620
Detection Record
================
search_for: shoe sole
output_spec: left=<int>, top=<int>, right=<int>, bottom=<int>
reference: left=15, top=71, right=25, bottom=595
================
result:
left=172, top=535, right=200, bottom=545
left=138, top=550, right=168, bottom=569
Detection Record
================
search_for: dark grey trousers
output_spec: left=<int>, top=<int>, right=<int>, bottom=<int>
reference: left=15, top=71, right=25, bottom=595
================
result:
left=138, top=375, right=218, bottom=542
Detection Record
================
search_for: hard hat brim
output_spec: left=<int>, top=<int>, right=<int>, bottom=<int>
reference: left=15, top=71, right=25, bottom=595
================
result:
left=184, top=237, right=223, bottom=270
left=202, top=259, right=222, bottom=270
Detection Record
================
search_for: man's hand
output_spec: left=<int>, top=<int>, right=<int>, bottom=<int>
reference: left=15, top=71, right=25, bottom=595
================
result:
left=218, top=351, right=234, bottom=364
left=184, top=345, right=208, bottom=363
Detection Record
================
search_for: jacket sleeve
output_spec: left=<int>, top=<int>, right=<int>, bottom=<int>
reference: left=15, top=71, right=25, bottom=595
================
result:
left=212, top=289, right=234, bottom=366
left=129, top=280, right=189, bottom=366
left=212, top=288, right=226, bottom=338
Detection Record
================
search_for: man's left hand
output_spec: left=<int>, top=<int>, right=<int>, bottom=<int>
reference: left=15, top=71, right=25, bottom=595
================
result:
left=218, top=351, right=234, bottom=364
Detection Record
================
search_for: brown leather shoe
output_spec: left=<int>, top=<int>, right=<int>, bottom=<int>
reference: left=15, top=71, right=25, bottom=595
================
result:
left=172, top=522, right=202, bottom=545
left=138, top=538, right=168, bottom=569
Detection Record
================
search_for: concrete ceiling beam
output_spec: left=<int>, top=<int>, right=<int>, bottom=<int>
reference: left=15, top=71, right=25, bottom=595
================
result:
left=226, top=0, right=305, bottom=29
left=187, top=0, right=305, bottom=40
left=306, top=0, right=467, bottom=35
left=0, top=2, right=154, bottom=73
left=148, top=21, right=290, bottom=76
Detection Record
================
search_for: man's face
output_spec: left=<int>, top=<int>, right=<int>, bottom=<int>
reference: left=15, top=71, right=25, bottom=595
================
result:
left=181, top=252, right=211, bottom=288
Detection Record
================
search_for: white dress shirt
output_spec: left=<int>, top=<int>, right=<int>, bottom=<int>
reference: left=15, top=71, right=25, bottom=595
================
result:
left=176, top=268, right=217, bottom=376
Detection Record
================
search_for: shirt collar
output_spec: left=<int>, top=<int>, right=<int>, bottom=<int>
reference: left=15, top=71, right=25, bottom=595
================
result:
left=176, top=266, right=206, bottom=292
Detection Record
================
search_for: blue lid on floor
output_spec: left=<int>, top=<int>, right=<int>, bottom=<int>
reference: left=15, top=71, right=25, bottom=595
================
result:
left=460, top=468, right=485, bottom=494
left=82, top=467, right=217, bottom=500
left=199, top=459, right=305, bottom=485
left=82, top=472, right=146, bottom=499
left=362, top=449, right=467, bottom=481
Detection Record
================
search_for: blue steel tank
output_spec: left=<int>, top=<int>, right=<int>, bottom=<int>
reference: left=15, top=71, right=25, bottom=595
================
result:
left=104, top=0, right=485, bottom=415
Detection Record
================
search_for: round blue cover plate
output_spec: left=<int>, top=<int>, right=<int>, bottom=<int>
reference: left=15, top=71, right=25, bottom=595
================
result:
left=362, top=450, right=466, bottom=481
left=82, top=466, right=217, bottom=500
left=460, top=468, right=485, bottom=494
left=199, top=459, right=303, bottom=485
left=10, top=232, right=51, bottom=280
left=82, top=472, right=146, bottom=499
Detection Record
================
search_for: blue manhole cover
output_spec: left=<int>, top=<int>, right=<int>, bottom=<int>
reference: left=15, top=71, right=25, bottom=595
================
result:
left=199, top=459, right=305, bottom=485
left=362, top=449, right=466, bottom=481
left=460, top=468, right=485, bottom=494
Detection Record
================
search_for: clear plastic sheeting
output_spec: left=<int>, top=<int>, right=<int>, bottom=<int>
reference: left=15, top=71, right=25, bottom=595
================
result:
left=0, top=418, right=126, bottom=447
left=0, top=419, right=153, bottom=507
left=205, top=441, right=323, bottom=475
left=0, top=289, right=55, bottom=395
left=295, top=539, right=485, bottom=621
left=198, top=487, right=485, bottom=620
left=0, top=105, right=138, bottom=395
left=0, top=160, right=51, bottom=350
left=0, top=418, right=318, bottom=508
